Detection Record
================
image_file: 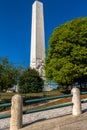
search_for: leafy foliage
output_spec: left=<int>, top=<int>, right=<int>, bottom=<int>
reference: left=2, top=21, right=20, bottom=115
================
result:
left=19, top=68, right=44, bottom=93
left=0, top=57, right=22, bottom=91
left=45, top=17, right=87, bottom=86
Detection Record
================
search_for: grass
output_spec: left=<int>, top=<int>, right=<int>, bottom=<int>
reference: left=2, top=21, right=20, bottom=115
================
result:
left=0, top=90, right=63, bottom=102
left=0, top=90, right=87, bottom=113
left=0, top=90, right=63, bottom=112
left=23, top=93, right=87, bottom=112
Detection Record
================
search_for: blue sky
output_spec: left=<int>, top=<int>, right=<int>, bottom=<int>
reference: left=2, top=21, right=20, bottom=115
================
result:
left=0, top=0, right=87, bottom=68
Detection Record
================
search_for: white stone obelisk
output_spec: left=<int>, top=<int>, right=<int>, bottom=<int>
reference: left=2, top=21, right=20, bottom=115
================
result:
left=30, top=1, right=45, bottom=78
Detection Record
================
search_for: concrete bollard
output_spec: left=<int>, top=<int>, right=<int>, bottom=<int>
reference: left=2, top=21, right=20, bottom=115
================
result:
left=10, top=94, right=23, bottom=130
left=71, top=87, right=82, bottom=116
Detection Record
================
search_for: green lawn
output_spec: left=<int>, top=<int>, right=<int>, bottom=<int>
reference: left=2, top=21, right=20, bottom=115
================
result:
left=0, top=89, right=63, bottom=103
left=0, top=90, right=87, bottom=112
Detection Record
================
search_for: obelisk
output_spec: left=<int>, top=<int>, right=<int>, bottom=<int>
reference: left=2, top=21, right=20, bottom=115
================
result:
left=30, top=1, right=45, bottom=78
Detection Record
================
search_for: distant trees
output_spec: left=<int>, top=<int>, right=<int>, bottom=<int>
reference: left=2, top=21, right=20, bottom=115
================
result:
left=0, top=57, right=22, bottom=92
left=0, top=57, right=44, bottom=93
left=45, top=17, right=87, bottom=88
left=19, top=68, right=44, bottom=93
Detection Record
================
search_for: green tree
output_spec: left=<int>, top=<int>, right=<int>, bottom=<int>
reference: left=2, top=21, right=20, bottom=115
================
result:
left=0, top=57, right=22, bottom=91
left=19, top=68, right=44, bottom=93
left=45, top=17, right=87, bottom=87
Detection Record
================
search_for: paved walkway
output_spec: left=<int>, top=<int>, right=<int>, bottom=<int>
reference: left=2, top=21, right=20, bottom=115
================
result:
left=0, top=102, right=87, bottom=130
left=20, top=112, right=87, bottom=130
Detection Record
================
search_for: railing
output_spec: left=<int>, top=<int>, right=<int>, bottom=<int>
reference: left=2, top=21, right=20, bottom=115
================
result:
left=0, top=93, right=72, bottom=119
left=0, top=91, right=87, bottom=118
left=0, top=103, right=11, bottom=119
left=23, top=102, right=73, bottom=115
left=81, top=91, right=87, bottom=95
left=24, top=93, right=72, bottom=103
left=0, top=103, right=11, bottom=108
left=0, top=88, right=87, bottom=130
left=0, top=113, right=11, bottom=119
left=81, top=91, right=87, bottom=103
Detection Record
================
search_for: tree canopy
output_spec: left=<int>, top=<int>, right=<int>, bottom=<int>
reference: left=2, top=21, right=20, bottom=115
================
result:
left=19, top=68, right=44, bottom=93
left=0, top=57, right=22, bottom=91
left=45, top=17, right=87, bottom=86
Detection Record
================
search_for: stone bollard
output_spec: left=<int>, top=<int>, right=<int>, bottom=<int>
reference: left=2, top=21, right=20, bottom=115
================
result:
left=71, top=87, right=82, bottom=116
left=10, top=94, right=23, bottom=130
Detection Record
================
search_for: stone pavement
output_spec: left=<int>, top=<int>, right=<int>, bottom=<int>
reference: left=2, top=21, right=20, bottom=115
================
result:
left=18, top=112, right=87, bottom=130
